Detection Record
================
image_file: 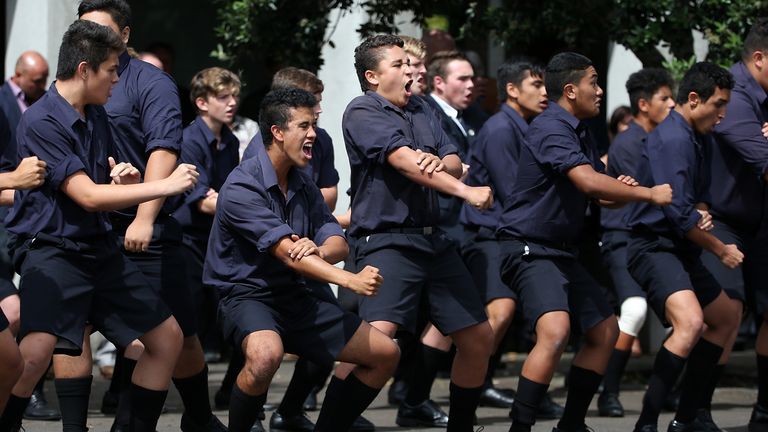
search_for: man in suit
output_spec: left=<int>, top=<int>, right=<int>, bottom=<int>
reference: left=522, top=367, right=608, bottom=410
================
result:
left=0, top=51, right=49, bottom=145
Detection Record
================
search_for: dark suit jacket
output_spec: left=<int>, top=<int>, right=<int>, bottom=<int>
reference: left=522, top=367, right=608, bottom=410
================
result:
left=0, top=83, right=22, bottom=162
left=423, top=93, right=471, bottom=159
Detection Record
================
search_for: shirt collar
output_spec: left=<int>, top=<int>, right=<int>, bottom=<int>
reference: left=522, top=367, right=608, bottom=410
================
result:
left=430, top=93, right=459, bottom=119
left=6, top=79, right=28, bottom=110
left=255, top=143, right=308, bottom=198
left=49, top=82, right=88, bottom=127
left=365, top=90, right=408, bottom=116
left=500, top=103, right=529, bottom=134
left=117, top=50, right=131, bottom=76
left=546, top=102, right=582, bottom=132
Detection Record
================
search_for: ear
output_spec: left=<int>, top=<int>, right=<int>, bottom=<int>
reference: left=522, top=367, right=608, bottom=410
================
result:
left=687, top=91, right=700, bottom=108
left=76, top=62, right=90, bottom=81
left=195, top=96, right=208, bottom=113
left=433, top=75, right=446, bottom=93
left=506, top=82, right=520, bottom=100
left=364, top=69, right=378, bottom=88
left=270, top=124, right=284, bottom=144
left=563, top=82, right=577, bottom=101
left=121, top=26, right=131, bottom=44
left=637, top=97, right=650, bottom=114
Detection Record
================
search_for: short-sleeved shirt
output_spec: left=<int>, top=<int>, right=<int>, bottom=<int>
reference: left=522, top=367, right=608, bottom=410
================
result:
left=173, top=116, right=240, bottom=242
left=710, top=62, right=768, bottom=234
left=626, top=110, right=709, bottom=237
left=241, top=126, right=339, bottom=189
left=6, top=83, right=112, bottom=239
left=203, top=148, right=345, bottom=299
left=343, top=91, right=458, bottom=236
left=105, top=50, right=183, bottom=217
left=460, top=103, right=528, bottom=231
left=601, top=121, right=648, bottom=231
left=496, top=103, right=604, bottom=244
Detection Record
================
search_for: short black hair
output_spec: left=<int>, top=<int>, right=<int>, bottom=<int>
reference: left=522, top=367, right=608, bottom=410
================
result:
left=625, top=68, right=674, bottom=115
left=743, top=18, right=768, bottom=61
left=354, top=34, right=404, bottom=92
left=675, top=62, right=735, bottom=105
left=78, top=0, right=131, bottom=30
left=259, top=87, right=317, bottom=148
left=56, top=19, right=124, bottom=80
left=545, top=52, right=593, bottom=101
left=496, top=58, right=544, bottom=102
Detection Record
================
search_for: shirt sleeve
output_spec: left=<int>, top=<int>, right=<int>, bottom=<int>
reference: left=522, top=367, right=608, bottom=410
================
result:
left=18, top=117, right=85, bottom=190
left=483, top=126, right=521, bottom=204
left=343, top=100, right=414, bottom=164
left=180, top=133, right=211, bottom=205
left=533, top=129, right=592, bottom=175
left=307, top=182, right=345, bottom=246
left=648, top=135, right=701, bottom=236
left=219, top=179, right=295, bottom=253
left=313, top=131, right=340, bottom=188
left=139, top=73, right=183, bottom=154
left=713, top=89, right=768, bottom=178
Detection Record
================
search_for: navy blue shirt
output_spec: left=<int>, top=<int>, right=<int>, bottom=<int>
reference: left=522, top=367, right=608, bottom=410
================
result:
left=343, top=91, right=458, bottom=236
left=626, top=110, right=709, bottom=237
left=203, top=148, right=344, bottom=299
left=242, top=126, right=339, bottom=189
left=496, top=103, right=604, bottom=244
left=173, top=117, right=240, bottom=242
left=105, top=50, right=183, bottom=217
left=6, top=83, right=112, bottom=238
left=601, top=121, right=648, bottom=231
left=460, top=103, right=528, bottom=232
left=710, top=62, right=768, bottom=233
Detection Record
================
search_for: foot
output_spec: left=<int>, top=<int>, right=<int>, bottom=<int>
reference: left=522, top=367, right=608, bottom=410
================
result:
left=180, top=413, right=228, bottom=431
left=633, top=425, right=658, bottom=432
left=101, top=389, right=119, bottom=415
left=302, top=390, right=318, bottom=412
left=479, top=386, right=514, bottom=408
left=692, top=409, right=724, bottom=432
left=537, top=393, right=565, bottom=420
left=269, top=411, right=314, bottom=432
left=387, top=379, right=408, bottom=406
left=396, top=399, right=449, bottom=427
left=350, top=415, right=375, bottom=431
left=749, top=403, right=768, bottom=432
left=250, top=419, right=265, bottom=432
left=667, top=419, right=693, bottom=432
left=597, top=392, right=624, bottom=417
left=23, top=389, right=61, bottom=421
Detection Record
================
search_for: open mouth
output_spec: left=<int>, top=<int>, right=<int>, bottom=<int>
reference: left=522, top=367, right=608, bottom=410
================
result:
left=302, top=143, right=313, bottom=159
left=405, top=80, right=413, bottom=97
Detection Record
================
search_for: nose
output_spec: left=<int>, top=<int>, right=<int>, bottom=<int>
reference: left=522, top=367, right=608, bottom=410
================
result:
left=596, top=85, right=604, bottom=97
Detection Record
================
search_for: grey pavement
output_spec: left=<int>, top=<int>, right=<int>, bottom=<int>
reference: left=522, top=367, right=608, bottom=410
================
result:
left=24, top=351, right=759, bottom=431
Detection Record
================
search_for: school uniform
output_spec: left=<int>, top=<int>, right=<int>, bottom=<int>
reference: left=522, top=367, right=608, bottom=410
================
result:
left=343, top=91, right=487, bottom=336
left=104, top=50, right=196, bottom=336
left=600, top=121, right=647, bottom=304
left=625, top=110, right=721, bottom=324
left=460, top=104, right=524, bottom=304
left=496, top=103, right=614, bottom=333
left=0, top=109, right=16, bottom=302
left=203, top=149, right=359, bottom=366
left=4, top=83, right=171, bottom=354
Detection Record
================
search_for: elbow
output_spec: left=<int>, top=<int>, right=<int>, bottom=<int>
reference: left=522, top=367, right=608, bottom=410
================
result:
left=77, top=195, right=103, bottom=212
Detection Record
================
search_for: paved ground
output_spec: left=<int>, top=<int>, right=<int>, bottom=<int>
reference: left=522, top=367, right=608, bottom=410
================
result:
left=23, top=351, right=759, bottom=431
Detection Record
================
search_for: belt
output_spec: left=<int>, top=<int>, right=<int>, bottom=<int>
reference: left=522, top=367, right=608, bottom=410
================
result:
left=362, top=226, right=435, bottom=235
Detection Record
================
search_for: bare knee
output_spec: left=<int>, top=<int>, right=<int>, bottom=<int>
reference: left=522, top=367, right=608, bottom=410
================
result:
left=454, top=322, right=494, bottom=360
left=241, top=343, right=282, bottom=390
left=672, top=313, right=704, bottom=348
left=535, top=314, right=571, bottom=355
left=142, top=318, right=183, bottom=360
left=584, top=316, right=619, bottom=348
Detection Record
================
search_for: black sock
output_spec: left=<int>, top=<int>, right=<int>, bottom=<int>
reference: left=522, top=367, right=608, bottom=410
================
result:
left=128, top=384, right=168, bottom=432
left=602, top=349, right=631, bottom=396
left=111, top=357, right=137, bottom=429
left=34, top=374, right=46, bottom=394
left=393, top=333, right=417, bottom=382
left=278, top=357, right=332, bottom=416
left=447, top=382, right=483, bottom=432
left=0, top=394, right=30, bottom=430
left=675, top=338, right=723, bottom=423
left=55, top=376, right=92, bottom=432
left=108, top=349, right=126, bottom=395
left=404, top=344, right=445, bottom=406
left=485, top=347, right=504, bottom=388
left=558, top=365, right=603, bottom=430
left=702, top=363, right=725, bottom=411
left=314, top=373, right=380, bottom=432
left=173, top=365, right=213, bottom=423
left=228, top=385, right=266, bottom=432
left=510, top=375, right=549, bottom=428
left=635, top=346, right=686, bottom=428
left=220, top=348, right=245, bottom=396
left=758, top=353, right=768, bottom=408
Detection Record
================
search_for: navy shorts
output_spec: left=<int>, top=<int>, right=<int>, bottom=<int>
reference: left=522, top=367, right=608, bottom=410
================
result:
left=600, top=230, right=645, bottom=304
left=219, top=289, right=362, bottom=368
left=461, top=227, right=517, bottom=304
left=698, top=219, right=768, bottom=315
left=499, top=238, right=615, bottom=333
left=112, top=215, right=197, bottom=337
left=11, top=233, right=172, bottom=355
left=627, top=231, right=722, bottom=326
left=0, top=223, right=17, bottom=300
left=355, top=231, right=487, bottom=336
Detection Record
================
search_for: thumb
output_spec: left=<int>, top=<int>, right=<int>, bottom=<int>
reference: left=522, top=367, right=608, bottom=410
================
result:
left=108, top=156, right=116, bottom=169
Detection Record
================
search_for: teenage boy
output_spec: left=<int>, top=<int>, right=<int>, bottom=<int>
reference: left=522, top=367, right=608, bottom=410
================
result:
left=597, top=68, right=675, bottom=417
left=497, top=52, right=673, bottom=432
left=339, top=34, right=495, bottom=432
left=77, top=1, right=225, bottom=430
left=0, top=19, right=199, bottom=432
left=204, top=87, right=400, bottom=432
left=625, top=62, right=742, bottom=432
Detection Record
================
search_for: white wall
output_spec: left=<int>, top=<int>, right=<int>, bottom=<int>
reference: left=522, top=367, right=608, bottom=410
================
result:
left=5, top=0, right=80, bottom=82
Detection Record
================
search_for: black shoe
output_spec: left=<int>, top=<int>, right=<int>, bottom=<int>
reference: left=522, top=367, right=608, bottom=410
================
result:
left=597, top=393, right=624, bottom=417
left=387, top=379, right=408, bottom=406
left=350, top=415, right=375, bottom=431
left=691, top=409, right=724, bottom=432
left=667, top=419, right=693, bottom=432
left=101, top=389, right=119, bottom=415
left=215, top=388, right=230, bottom=410
left=302, top=390, right=318, bottom=411
left=479, top=386, right=514, bottom=408
left=749, top=403, right=768, bottom=432
left=269, top=411, right=314, bottom=432
left=537, top=394, right=564, bottom=420
left=23, top=389, right=60, bottom=421
left=634, top=425, right=658, bottom=432
left=250, top=420, right=266, bottom=432
left=495, top=387, right=517, bottom=399
left=396, top=399, right=449, bottom=427
left=180, top=413, right=228, bottom=431
left=551, top=425, right=594, bottom=432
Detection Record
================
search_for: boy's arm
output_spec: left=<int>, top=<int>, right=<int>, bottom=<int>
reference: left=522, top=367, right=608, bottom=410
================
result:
left=125, top=149, right=178, bottom=251
left=567, top=164, right=672, bottom=205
